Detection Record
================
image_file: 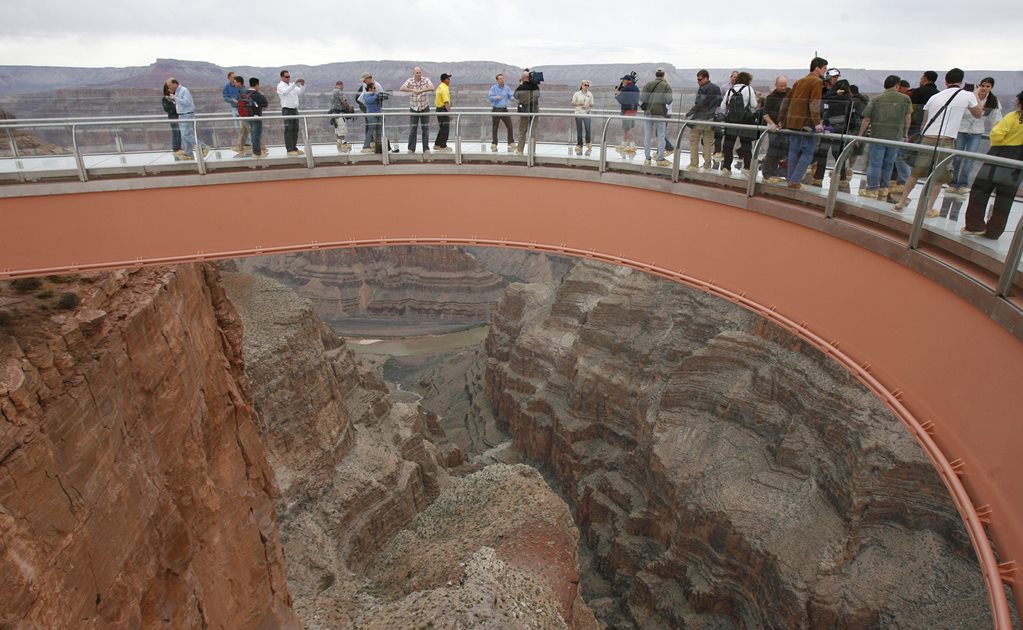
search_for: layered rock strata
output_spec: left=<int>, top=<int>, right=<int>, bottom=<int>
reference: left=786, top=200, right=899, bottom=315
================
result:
left=223, top=271, right=599, bottom=628
left=485, top=259, right=991, bottom=628
left=222, top=271, right=455, bottom=625
left=0, top=265, right=299, bottom=628
left=235, top=247, right=506, bottom=326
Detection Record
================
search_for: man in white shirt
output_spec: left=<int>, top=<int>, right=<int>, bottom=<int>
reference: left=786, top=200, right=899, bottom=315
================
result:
left=400, top=67, right=435, bottom=153
left=277, top=69, right=306, bottom=156
left=893, top=68, right=982, bottom=215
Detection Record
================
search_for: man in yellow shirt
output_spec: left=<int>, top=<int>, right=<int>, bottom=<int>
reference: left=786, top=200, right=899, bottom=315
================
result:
left=433, top=73, right=453, bottom=152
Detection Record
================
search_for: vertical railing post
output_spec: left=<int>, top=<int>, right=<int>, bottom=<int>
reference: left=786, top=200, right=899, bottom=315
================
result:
left=823, top=137, right=861, bottom=217
left=599, top=116, right=612, bottom=174
left=671, top=120, right=689, bottom=183
left=908, top=153, right=955, bottom=249
left=526, top=114, right=536, bottom=167
left=302, top=116, right=314, bottom=168
left=380, top=113, right=389, bottom=166
left=455, top=113, right=462, bottom=165
left=996, top=214, right=1023, bottom=298
left=5, top=127, right=19, bottom=158
left=71, top=123, right=88, bottom=182
left=747, top=128, right=773, bottom=197
left=194, top=119, right=207, bottom=176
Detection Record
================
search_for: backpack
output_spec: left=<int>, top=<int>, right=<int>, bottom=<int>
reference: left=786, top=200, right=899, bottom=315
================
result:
left=237, top=90, right=254, bottom=117
left=724, top=86, right=752, bottom=124
left=355, top=85, right=368, bottom=113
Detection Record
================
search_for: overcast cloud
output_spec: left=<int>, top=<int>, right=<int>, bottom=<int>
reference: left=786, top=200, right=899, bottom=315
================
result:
left=3, top=0, right=1022, bottom=70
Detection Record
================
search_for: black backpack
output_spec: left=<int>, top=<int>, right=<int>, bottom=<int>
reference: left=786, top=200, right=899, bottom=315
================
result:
left=724, top=86, right=752, bottom=124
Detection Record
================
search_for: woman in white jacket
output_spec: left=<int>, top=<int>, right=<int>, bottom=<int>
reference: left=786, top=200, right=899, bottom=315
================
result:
left=572, top=80, right=594, bottom=155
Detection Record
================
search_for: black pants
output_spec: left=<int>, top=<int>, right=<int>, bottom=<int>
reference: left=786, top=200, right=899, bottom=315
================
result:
left=722, top=131, right=752, bottom=170
left=964, top=165, right=1021, bottom=238
left=168, top=115, right=181, bottom=152
left=762, top=133, right=789, bottom=178
left=491, top=108, right=513, bottom=144
left=435, top=105, right=450, bottom=148
left=408, top=109, right=430, bottom=151
left=282, top=107, right=299, bottom=151
left=813, top=138, right=847, bottom=181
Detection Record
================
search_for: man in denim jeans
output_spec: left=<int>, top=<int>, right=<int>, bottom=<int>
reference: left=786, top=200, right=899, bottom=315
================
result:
left=247, top=77, right=269, bottom=158
left=778, top=57, right=827, bottom=189
left=640, top=68, right=672, bottom=167
left=400, top=67, right=434, bottom=153
left=166, top=78, right=208, bottom=161
left=857, top=74, right=911, bottom=199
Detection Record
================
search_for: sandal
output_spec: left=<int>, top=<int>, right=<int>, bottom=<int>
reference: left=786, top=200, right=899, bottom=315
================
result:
left=925, top=209, right=940, bottom=218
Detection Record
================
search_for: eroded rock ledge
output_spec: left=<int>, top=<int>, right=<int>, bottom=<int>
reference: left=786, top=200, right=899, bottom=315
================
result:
left=485, top=259, right=991, bottom=628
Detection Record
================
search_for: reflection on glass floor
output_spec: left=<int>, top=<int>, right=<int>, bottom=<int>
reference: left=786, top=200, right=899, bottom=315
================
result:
left=1, top=141, right=1019, bottom=262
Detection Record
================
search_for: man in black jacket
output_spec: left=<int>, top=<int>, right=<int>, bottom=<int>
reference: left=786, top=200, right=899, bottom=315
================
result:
left=760, top=75, right=790, bottom=182
left=514, top=70, right=540, bottom=155
left=686, top=69, right=722, bottom=170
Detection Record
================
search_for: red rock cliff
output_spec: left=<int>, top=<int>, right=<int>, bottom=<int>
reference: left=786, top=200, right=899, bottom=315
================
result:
left=0, top=265, right=299, bottom=629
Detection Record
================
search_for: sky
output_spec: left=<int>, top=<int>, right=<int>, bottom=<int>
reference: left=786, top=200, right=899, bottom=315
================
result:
left=3, top=0, right=1022, bottom=71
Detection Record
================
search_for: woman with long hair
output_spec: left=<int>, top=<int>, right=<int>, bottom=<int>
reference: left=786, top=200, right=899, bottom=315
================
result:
left=961, top=90, right=1023, bottom=239
left=949, top=77, right=1002, bottom=193
left=161, top=81, right=181, bottom=155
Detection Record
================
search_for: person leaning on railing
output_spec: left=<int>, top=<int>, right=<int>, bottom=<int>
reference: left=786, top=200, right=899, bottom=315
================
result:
left=961, top=90, right=1023, bottom=239
left=778, top=57, right=827, bottom=189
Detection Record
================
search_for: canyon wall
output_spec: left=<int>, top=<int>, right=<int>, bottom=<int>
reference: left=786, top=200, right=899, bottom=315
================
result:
left=235, top=247, right=506, bottom=327
left=222, top=270, right=596, bottom=628
left=484, top=259, right=991, bottom=628
left=0, top=265, right=299, bottom=629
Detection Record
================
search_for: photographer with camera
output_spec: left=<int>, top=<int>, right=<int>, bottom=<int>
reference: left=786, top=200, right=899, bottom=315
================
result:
left=514, top=69, right=541, bottom=155
left=277, top=69, right=306, bottom=156
left=357, top=72, right=396, bottom=153
left=361, top=79, right=386, bottom=154
left=614, top=72, right=639, bottom=154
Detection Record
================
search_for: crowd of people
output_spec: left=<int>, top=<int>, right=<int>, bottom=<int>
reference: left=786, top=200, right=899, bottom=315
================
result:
left=161, top=59, right=1022, bottom=239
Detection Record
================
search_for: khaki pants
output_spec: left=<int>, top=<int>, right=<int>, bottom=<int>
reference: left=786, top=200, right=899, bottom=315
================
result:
left=233, top=119, right=251, bottom=152
left=689, top=124, right=714, bottom=167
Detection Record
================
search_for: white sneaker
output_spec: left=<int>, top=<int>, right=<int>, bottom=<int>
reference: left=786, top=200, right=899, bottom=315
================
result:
left=656, top=159, right=671, bottom=167
left=490, top=144, right=498, bottom=152
left=644, top=158, right=652, bottom=166
left=360, top=147, right=374, bottom=154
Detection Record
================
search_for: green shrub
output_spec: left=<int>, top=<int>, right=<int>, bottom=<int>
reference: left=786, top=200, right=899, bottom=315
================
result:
left=57, top=292, right=80, bottom=310
left=11, top=278, right=42, bottom=293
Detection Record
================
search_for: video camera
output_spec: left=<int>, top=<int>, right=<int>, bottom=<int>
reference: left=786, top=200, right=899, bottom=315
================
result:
left=527, top=70, right=544, bottom=84
left=614, top=71, right=638, bottom=92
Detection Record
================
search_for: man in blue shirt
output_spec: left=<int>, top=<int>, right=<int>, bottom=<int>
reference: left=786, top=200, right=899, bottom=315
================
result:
left=222, top=71, right=241, bottom=131
left=167, top=78, right=208, bottom=160
left=488, top=73, right=515, bottom=152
